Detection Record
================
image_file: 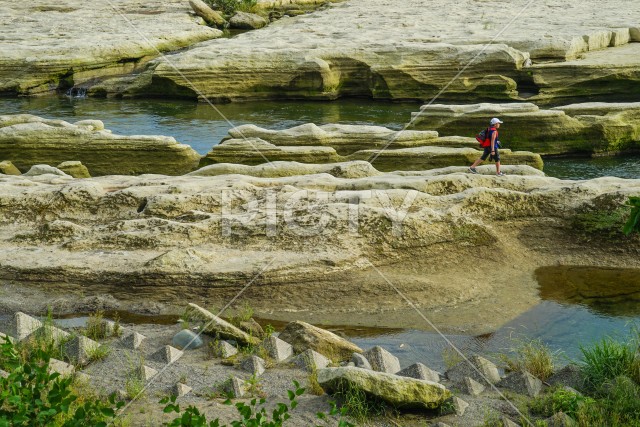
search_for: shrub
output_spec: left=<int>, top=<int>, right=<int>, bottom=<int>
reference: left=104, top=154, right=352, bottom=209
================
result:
left=580, top=337, right=636, bottom=392
left=0, top=335, right=123, bottom=426
left=500, top=337, right=558, bottom=381
left=529, top=386, right=595, bottom=418
left=623, top=196, right=640, bottom=235
left=85, top=310, right=109, bottom=340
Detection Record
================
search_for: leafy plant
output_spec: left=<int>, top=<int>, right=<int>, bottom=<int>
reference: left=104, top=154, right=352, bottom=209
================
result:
left=623, top=196, right=640, bottom=235
left=206, top=0, right=258, bottom=16
left=316, top=401, right=354, bottom=427
left=0, top=335, right=123, bottom=426
left=160, top=380, right=305, bottom=427
left=529, top=386, right=595, bottom=418
left=580, top=337, right=636, bottom=392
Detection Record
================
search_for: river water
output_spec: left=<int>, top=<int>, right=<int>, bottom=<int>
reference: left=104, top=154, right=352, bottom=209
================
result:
left=1, top=96, right=638, bottom=179
left=2, top=96, right=639, bottom=370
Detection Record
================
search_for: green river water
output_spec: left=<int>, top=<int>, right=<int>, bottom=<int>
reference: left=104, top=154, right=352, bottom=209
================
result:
left=2, top=96, right=639, bottom=370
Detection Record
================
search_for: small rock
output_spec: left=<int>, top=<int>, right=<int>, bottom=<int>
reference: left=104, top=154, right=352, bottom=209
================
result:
left=462, top=376, right=485, bottom=396
left=210, top=340, right=238, bottom=358
left=172, top=329, right=204, bottom=350
left=73, top=119, right=105, bottom=131
left=49, top=358, right=75, bottom=377
left=351, top=352, right=372, bottom=369
left=262, top=335, right=293, bottom=362
left=241, top=355, right=266, bottom=376
left=122, top=332, right=145, bottom=350
left=548, top=364, right=584, bottom=391
left=64, top=335, right=100, bottom=366
left=239, top=318, right=265, bottom=339
left=189, top=0, right=225, bottom=26
left=151, top=345, right=183, bottom=364
left=173, top=383, right=192, bottom=397
left=0, top=369, right=9, bottom=378
left=137, top=365, right=157, bottom=381
left=229, top=12, right=268, bottom=30
left=292, top=349, right=330, bottom=372
left=57, top=161, right=91, bottom=178
left=222, top=376, right=247, bottom=398
left=23, top=164, right=71, bottom=177
left=397, top=363, right=440, bottom=382
left=446, top=355, right=500, bottom=385
left=0, top=160, right=21, bottom=175
left=364, top=346, right=400, bottom=374
left=498, top=371, right=543, bottom=397
left=545, top=411, right=577, bottom=427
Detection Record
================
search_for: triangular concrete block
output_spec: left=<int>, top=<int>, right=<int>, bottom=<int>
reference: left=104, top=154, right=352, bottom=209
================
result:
left=13, top=312, right=43, bottom=341
left=451, top=396, right=469, bottom=416
left=122, top=332, right=145, bottom=350
left=364, top=346, right=400, bottom=374
left=137, top=365, right=157, bottom=381
left=292, top=349, right=330, bottom=372
left=222, top=376, right=247, bottom=398
left=498, top=371, right=543, bottom=397
left=0, top=369, right=8, bottom=378
left=351, top=352, right=372, bottom=369
left=152, top=345, right=183, bottom=364
left=502, top=417, right=521, bottom=427
left=463, top=376, right=485, bottom=396
left=64, top=335, right=100, bottom=366
left=49, top=358, right=75, bottom=377
left=262, top=335, right=293, bottom=362
left=397, top=362, right=440, bottom=382
left=240, top=355, right=266, bottom=376
left=174, top=383, right=192, bottom=397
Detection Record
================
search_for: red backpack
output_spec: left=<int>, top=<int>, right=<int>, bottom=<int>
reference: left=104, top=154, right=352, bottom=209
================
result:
left=475, top=127, right=494, bottom=148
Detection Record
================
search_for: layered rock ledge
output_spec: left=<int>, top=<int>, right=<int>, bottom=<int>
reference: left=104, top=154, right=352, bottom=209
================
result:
left=0, top=163, right=638, bottom=333
left=409, top=102, right=640, bottom=155
left=0, top=115, right=201, bottom=175
left=201, top=123, right=544, bottom=170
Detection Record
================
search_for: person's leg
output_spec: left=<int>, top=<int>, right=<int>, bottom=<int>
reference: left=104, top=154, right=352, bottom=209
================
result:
left=471, top=148, right=490, bottom=170
left=470, top=158, right=483, bottom=168
left=494, top=148, right=502, bottom=175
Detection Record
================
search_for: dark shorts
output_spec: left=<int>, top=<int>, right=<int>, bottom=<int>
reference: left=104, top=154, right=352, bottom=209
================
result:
left=481, top=146, right=500, bottom=162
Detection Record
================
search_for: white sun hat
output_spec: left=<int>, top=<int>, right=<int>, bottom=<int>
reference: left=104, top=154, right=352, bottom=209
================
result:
left=490, top=118, right=504, bottom=125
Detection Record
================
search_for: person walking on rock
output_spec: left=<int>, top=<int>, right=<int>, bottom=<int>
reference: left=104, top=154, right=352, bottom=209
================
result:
left=468, top=118, right=505, bottom=176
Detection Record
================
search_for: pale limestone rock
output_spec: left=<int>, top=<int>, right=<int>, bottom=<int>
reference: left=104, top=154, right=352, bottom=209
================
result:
left=57, top=161, right=91, bottom=179
left=189, top=160, right=383, bottom=179
left=0, top=160, right=20, bottom=175
left=229, top=12, right=268, bottom=30
left=318, top=366, right=450, bottom=410
left=185, top=303, right=260, bottom=346
left=189, top=0, right=225, bottom=26
left=24, top=165, right=70, bottom=177
left=278, top=321, right=362, bottom=362
left=0, top=115, right=201, bottom=176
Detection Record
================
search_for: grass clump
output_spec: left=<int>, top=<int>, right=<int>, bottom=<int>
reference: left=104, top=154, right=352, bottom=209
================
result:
left=580, top=336, right=637, bottom=392
left=86, top=343, right=110, bottom=363
left=500, top=336, right=558, bottom=381
left=333, top=382, right=389, bottom=424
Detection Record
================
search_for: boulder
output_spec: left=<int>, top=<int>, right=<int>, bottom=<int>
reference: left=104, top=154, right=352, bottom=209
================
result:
left=446, top=355, right=501, bottom=386
left=210, top=340, right=238, bottom=358
left=239, top=318, right=265, bottom=339
left=291, top=349, right=330, bottom=372
left=57, top=161, right=91, bottom=178
left=64, top=336, right=100, bottom=366
left=0, top=160, right=20, bottom=175
left=317, top=366, right=451, bottom=410
left=497, top=371, right=543, bottom=397
left=0, top=115, right=201, bottom=176
left=23, top=165, right=70, bottom=177
left=172, top=329, right=204, bottom=350
left=397, top=363, right=440, bottom=382
left=278, top=321, right=363, bottom=362
left=184, top=303, right=260, bottom=346
left=189, top=0, right=226, bottom=27
left=364, top=346, right=401, bottom=374
left=261, top=335, right=293, bottom=362
left=151, top=345, right=184, bottom=364
left=122, top=332, right=146, bottom=350
left=241, top=355, right=266, bottom=376
left=229, top=12, right=268, bottom=30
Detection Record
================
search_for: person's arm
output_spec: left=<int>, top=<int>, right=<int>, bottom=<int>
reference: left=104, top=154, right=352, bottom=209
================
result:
left=491, top=131, right=497, bottom=153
